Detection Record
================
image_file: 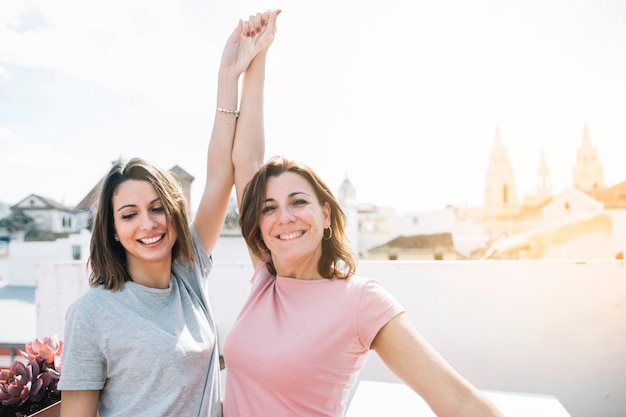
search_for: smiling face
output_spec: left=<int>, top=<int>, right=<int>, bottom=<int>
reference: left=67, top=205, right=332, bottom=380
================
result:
left=260, top=171, right=331, bottom=279
left=112, top=179, right=177, bottom=285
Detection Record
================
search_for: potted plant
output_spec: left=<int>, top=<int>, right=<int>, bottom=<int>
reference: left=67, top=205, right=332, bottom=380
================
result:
left=0, top=336, right=62, bottom=417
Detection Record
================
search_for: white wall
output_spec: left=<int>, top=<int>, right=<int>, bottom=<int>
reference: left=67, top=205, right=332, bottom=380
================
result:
left=36, top=260, right=626, bottom=417
left=2, top=230, right=91, bottom=286
left=606, top=209, right=626, bottom=257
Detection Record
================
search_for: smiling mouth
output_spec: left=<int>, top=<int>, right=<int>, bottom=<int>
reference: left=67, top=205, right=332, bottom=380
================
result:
left=278, top=231, right=304, bottom=240
left=139, top=235, right=164, bottom=245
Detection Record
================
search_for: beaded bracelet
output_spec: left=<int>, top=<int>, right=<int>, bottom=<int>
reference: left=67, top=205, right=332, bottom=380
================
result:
left=216, top=107, right=240, bottom=118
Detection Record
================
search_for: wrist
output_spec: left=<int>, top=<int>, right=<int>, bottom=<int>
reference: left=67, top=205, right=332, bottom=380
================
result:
left=218, top=67, right=241, bottom=84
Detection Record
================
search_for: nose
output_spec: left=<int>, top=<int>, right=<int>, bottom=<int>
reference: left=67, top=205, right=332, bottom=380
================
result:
left=277, top=206, right=295, bottom=224
left=139, top=212, right=157, bottom=230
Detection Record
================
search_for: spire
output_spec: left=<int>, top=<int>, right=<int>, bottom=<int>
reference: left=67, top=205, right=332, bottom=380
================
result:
left=493, top=124, right=504, bottom=149
left=536, top=147, right=551, bottom=194
left=537, top=148, right=549, bottom=178
left=581, top=121, right=592, bottom=148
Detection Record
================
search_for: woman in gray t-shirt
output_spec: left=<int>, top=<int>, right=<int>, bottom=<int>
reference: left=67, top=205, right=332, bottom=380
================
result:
left=58, top=10, right=280, bottom=417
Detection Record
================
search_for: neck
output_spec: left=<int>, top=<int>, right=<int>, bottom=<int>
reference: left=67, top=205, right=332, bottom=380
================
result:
left=127, top=259, right=172, bottom=289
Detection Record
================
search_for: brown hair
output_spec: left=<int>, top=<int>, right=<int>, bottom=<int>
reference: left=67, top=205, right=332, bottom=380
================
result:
left=239, top=156, right=356, bottom=279
left=88, top=158, right=193, bottom=290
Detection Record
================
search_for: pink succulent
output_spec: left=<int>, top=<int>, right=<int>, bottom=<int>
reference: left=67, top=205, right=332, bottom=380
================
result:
left=0, top=358, right=48, bottom=406
left=20, top=335, right=63, bottom=365
left=0, top=336, right=62, bottom=408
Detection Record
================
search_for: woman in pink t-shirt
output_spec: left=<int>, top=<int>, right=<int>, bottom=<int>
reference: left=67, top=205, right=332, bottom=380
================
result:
left=224, top=154, right=507, bottom=416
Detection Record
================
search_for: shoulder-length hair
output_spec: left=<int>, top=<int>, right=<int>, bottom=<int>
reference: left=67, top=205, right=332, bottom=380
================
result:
left=239, top=156, right=357, bottom=279
left=88, top=158, right=193, bottom=290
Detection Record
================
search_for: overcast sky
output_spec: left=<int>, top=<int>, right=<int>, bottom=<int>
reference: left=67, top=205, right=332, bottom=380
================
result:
left=1, top=0, right=625, bottom=213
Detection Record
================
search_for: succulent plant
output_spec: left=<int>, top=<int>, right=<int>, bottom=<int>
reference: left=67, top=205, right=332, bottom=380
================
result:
left=0, top=336, right=62, bottom=413
left=20, top=336, right=63, bottom=376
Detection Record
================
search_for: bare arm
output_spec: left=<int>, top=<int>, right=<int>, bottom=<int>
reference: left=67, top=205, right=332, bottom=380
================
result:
left=60, top=390, right=100, bottom=417
left=371, top=313, right=506, bottom=417
left=194, top=13, right=276, bottom=254
left=233, top=10, right=281, bottom=265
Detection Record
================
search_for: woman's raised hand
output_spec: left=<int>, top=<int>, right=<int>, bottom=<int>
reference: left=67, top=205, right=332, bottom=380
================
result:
left=221, top=9, right=281, bottom=77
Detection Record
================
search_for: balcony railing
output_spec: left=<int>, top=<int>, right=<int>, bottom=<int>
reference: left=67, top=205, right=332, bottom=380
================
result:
left=32, top=259, right=626, bottom=417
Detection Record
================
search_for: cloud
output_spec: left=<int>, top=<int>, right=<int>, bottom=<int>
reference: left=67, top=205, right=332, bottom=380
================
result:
left=0, top=0, right=220, bottom=114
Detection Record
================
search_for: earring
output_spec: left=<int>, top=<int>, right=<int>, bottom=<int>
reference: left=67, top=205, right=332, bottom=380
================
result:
left=114, top=234, right=119, bottom=241
left=323, top=226, right=333, bottom=240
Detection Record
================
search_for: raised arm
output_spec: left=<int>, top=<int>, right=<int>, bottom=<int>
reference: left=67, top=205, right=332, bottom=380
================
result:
left=371, top=313, right=506, bottom=417
left=233, top=9, right=281, bottom=265
left=194, top=12, right=276, bottom=254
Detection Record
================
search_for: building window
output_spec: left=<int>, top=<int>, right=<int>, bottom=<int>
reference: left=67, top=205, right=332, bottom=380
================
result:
left=564, top=201, right=570, bottom=210
left=72, top=245, right=81, bottom=260
left=434, top=253, right=443, bottom=260
left=388, top=254, right=398, bottom=261
left=502, top=184, right=508, bottom=204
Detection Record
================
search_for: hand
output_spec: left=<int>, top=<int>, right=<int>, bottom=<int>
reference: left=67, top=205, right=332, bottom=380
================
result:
left=220, top=9, right=281, bottom=77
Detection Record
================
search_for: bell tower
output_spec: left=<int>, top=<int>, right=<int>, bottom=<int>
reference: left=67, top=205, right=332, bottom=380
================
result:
left=483, top=126, right=519, bottom=238
left=573, top=123, right=605, bottom=192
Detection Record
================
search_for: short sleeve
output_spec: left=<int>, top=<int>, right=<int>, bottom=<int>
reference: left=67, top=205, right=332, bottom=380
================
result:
left=356, top=279, right=406, bottom=348
left=57, top=301, right=106, bottom=390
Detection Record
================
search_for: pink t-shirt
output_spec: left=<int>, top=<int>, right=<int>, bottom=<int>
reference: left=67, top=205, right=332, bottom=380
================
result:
left=222, top=260, right=405, bottom=417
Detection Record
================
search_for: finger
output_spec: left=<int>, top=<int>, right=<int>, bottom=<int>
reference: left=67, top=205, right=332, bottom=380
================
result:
left=253, top=12, right=263, bottom=34
left=265, top=9, right=281, bottom=34
left=242, top=20, right=251, bottom=37
left=261, top=10, right=271, bottom=27
left=246, top=15, right=257, bottom=36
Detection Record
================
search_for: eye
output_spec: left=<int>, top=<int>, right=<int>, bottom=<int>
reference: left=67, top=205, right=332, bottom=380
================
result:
left=261, top=205, right=276, bottom=214
left=152, top=206, right=165, bottom=213
left=292, top=198, right=308, bottom=206
left=121, top=212, right=137, bottom=220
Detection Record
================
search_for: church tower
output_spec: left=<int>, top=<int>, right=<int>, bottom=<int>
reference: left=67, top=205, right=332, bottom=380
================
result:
left=573, top=123, right=605, bottom=192
left=535, top=148, right=552, bottom=199
left=483, top=126, right=520, bottom=238
left=337, top=173, right=359, bottom=255
left=337, top=172, right=356, bottom=205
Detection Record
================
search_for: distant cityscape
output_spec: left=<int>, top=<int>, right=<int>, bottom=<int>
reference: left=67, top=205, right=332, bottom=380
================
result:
left=1, top=123, right=625, bottom=263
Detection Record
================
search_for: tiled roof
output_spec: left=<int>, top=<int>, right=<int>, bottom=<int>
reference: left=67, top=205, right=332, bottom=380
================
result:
left=585, top=181, right=626, bottom=208
left=0, top=285, right=35, bottom=303
left=170, top=165, right=195, bottom=182
left=13, top=194, right=73, bottom=212
left=369, top=233, right=454, bottom=253
left=75, top=178, right=103, bottom=211
left=0, top=284, right=36, bottom=345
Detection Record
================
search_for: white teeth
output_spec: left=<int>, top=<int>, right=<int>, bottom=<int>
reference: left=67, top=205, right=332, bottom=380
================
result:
left=141, top=236, right=161, bottom=244
left=279, top=232, right=302, bottom=240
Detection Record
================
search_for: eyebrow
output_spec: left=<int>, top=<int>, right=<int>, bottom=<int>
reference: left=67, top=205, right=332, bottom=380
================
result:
left=116, top=197, right=160, bottom=213
left=262, top=191, right=311, bottom=204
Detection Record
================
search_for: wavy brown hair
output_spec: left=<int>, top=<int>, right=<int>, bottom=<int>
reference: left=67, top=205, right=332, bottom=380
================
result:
left=88, top=158, right=193, bottom=290
left=239, top=156, right=356, bottom=279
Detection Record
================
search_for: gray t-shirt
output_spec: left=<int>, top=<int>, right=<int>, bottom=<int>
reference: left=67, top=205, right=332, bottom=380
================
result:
left=59, top=225, right=221, bottom=417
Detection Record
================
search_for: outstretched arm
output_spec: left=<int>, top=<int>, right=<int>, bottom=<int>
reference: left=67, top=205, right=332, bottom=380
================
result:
left=233, top=9, right=281, bottom=265
left=194, top=12, right=276, bottom=254
left=371, top=313, right=506, bottom=417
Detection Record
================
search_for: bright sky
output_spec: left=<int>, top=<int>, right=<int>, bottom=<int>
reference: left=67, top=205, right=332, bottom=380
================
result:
left=1, top=0, right=625, bottom=213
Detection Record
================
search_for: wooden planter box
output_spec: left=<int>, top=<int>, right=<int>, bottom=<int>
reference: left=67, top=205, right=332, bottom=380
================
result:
left=27, top=401, right=60, bottom=417
left=27, top=401, right=101, bottom=417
